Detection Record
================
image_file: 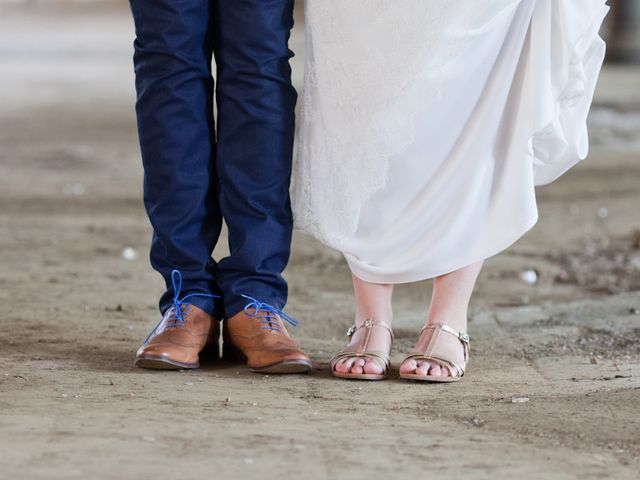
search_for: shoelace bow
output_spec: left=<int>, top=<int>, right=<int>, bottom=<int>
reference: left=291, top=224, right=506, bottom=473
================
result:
left=143, top=270, right=219, bottom=344
left=241, top=295, right=299, bottom=333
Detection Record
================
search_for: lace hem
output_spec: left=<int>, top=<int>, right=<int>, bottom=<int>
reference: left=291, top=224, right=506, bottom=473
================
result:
left=294, top=0, right=501, bottom=249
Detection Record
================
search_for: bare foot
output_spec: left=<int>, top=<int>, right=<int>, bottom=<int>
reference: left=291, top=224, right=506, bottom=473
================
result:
left=400, top=262, right=480, bottom=380
left=399, top=320, right=467, bottom=379
left=332, top=320, right=393, bottom=376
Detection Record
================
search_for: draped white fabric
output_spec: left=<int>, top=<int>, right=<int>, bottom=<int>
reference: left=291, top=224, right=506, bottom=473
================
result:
left=294, top=0, right=609, bottom=283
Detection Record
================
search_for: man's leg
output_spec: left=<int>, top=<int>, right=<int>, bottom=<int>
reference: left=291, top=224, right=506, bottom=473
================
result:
left=129, top=0, right=223, bottom=369
left=130, top=0, right=222, bottom=317
left=213, top=0, right=297, bottom=318
left=212, top=0, right=311, bottom=373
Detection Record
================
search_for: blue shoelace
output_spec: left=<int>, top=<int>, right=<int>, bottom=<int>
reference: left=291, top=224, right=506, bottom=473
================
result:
left=143, top=269, right=219, bottom=344
left=241, top=295, right=299, bottom=333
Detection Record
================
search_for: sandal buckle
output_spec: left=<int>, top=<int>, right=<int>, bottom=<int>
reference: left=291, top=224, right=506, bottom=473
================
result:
left=459, top=332, right=470, bottom=343
left=346, top=325, right=356, bottom=337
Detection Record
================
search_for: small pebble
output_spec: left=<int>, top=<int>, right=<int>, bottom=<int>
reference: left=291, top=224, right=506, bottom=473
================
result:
left=597, top=207, right=609, bottom=219
left=520, top=269, right=538, bottom=285
left=511, top=396, right=530, bottom=403
left=62, top=183, right=86, bottom=196
left=121, top=247, right=139, bottom=261
left=629, top=255, right=640, bottom=270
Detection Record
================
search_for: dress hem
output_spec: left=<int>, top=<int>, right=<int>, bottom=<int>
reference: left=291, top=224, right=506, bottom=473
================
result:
left=344, top=212, right=539, bottom=285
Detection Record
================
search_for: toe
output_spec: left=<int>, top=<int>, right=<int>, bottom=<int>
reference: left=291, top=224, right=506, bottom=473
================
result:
left=351, top=364, right=364, bottom=374
left=428, top=364, right=441, bottom=377
left=334, top=361, right=348, bottom=373
left=341, top=357, right=356, bottom=370
left=415, top=360, right=430, bottom=376
left=363, top=358, right=384, bottom=375
left=334, top=357, right=353, bottom=373
left=400, top=358, right=418, bottom=374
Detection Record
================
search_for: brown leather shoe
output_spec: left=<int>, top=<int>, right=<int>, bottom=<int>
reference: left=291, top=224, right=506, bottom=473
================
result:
left=223, top=302, right=312, bottom=374
left=135, top=304, right=220, bottom=370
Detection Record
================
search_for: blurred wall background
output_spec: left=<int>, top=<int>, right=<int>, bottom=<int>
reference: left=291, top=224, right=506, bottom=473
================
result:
left=1, top=0, right=639, bottom=61
left=605, top=0, right=640, bottom=63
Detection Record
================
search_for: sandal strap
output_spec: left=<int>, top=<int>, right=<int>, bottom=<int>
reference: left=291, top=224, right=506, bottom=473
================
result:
left=403, top=353, right=466, bottom=377
left=347, top=319, right=394, bottom=344
left=330, top=350, right=391, bottom=373
left=421, top=323, right=470, bottom=345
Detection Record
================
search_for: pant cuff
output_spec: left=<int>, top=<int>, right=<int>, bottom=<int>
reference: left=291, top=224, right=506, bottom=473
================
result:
left=160, top=295, right=222, bottom=320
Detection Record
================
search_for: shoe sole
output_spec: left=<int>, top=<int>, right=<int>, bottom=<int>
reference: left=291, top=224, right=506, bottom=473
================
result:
left=249, top=359, right=312, bottom=374
left=332, top=372, right=387, bottom=381
left=134, top=356, right=199, bottom=370
left=399, top=373, right=460, bottom=383
left=223, top=342, right=311, bottom=374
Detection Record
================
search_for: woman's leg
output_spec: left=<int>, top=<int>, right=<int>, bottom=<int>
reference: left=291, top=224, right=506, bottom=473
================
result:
left=400, top=261, right=483, bottom=378
left=333, top=274, right=394, bottom=375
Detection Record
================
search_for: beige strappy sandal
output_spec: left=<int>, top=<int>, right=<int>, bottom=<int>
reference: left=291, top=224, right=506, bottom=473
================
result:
left=330, top=319, right=394, bottom=381
left=399, top=323, right=470, bottom=383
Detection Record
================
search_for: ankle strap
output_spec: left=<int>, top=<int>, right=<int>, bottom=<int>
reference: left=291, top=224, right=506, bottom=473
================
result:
left=347, top=319, right=394, bottom=342
left=421, top=323, right=470, bottom=344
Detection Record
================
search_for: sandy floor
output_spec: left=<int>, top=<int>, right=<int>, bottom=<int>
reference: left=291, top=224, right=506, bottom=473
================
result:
left=1, top=3, right=639, bottom=479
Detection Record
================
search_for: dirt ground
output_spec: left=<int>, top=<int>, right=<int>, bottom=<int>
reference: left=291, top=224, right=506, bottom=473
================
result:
left=1, top=3, right=639, bottom=479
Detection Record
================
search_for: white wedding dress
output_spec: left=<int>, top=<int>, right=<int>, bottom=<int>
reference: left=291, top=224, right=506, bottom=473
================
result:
left=294, top=0, right=609, bottom=283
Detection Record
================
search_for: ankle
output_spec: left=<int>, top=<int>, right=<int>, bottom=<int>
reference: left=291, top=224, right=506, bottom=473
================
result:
left=426, top=311, right=467, bottom=332
left=355, top=309, right=393, bottom=326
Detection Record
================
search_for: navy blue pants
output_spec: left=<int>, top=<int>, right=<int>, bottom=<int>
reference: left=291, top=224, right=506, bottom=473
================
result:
left=129, top=0, right=297, bottom=319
